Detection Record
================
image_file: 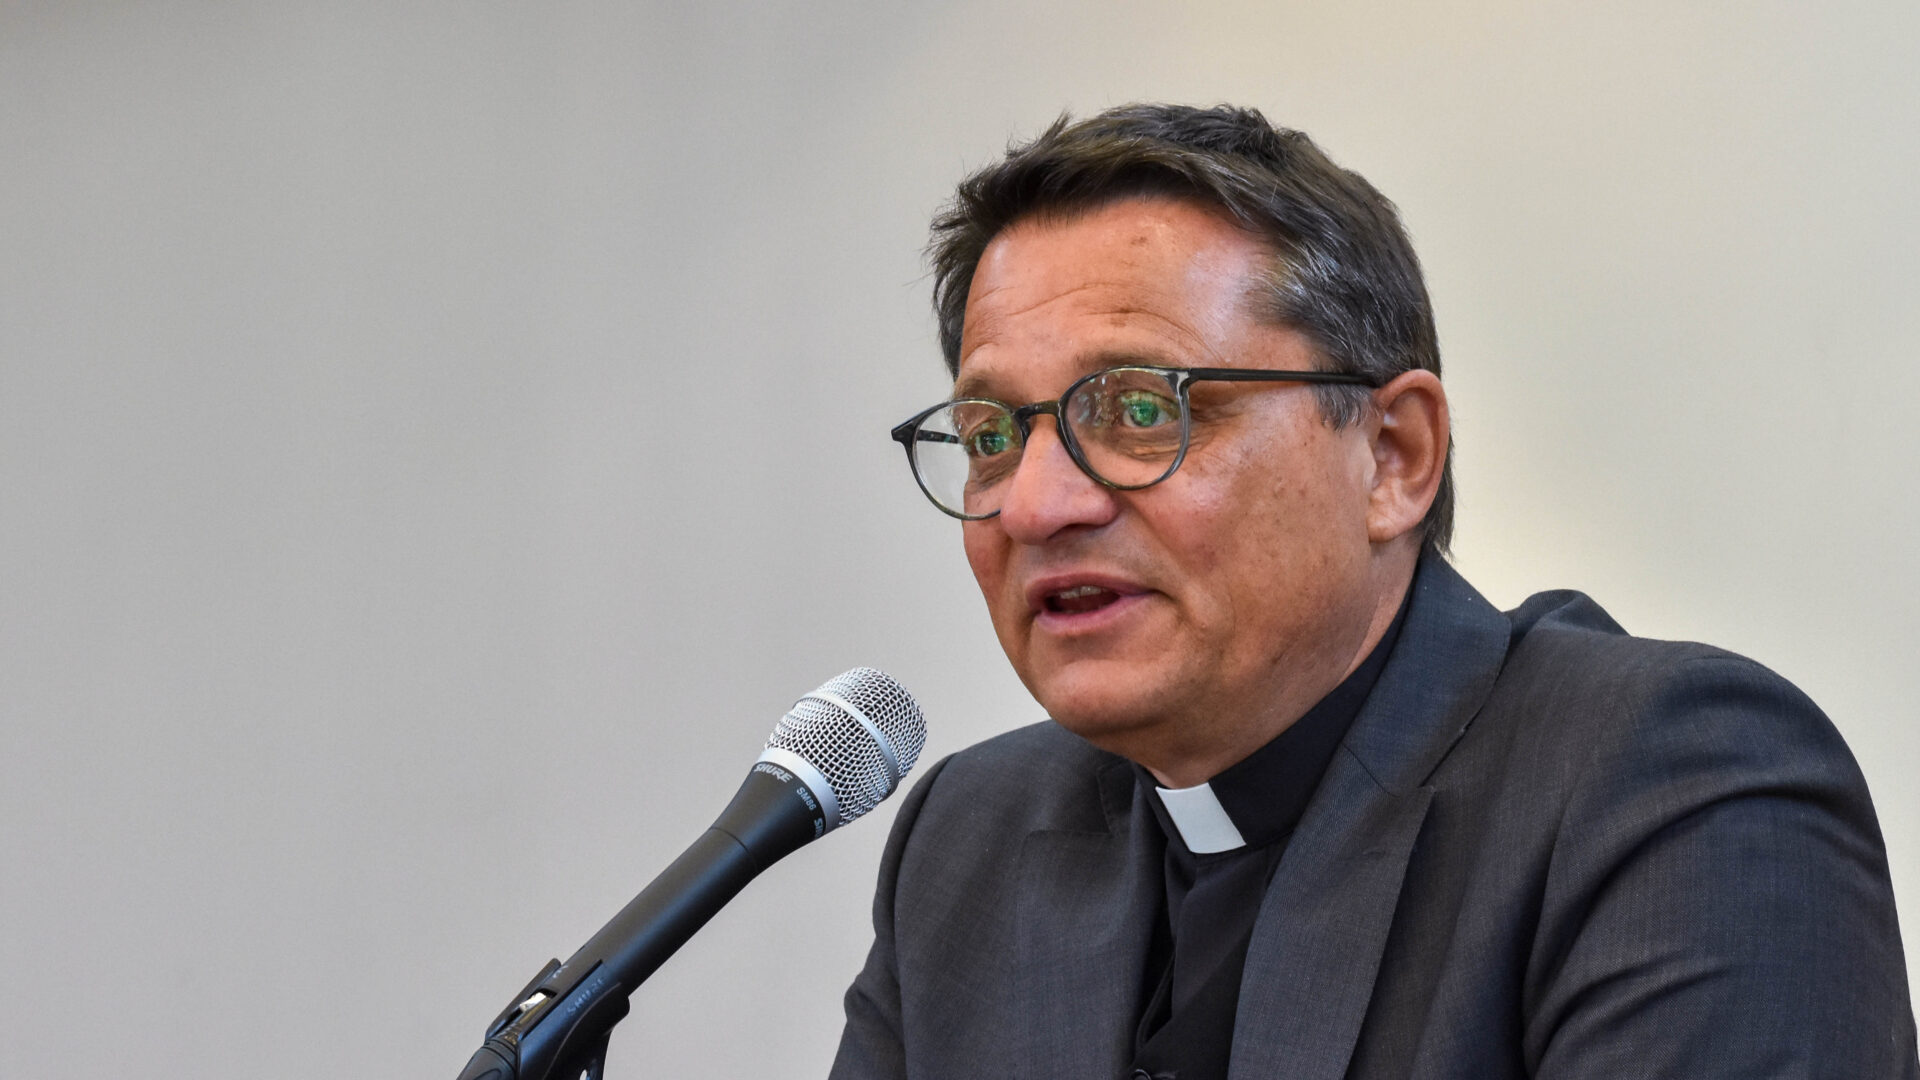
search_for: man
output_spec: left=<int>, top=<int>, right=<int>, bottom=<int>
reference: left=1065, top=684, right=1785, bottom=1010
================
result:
left=831, top=104, right=1915, bottom=1079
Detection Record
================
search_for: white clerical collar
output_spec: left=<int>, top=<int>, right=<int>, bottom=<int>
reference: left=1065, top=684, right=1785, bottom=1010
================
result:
left=1153, top=780, right=1248, bottom=854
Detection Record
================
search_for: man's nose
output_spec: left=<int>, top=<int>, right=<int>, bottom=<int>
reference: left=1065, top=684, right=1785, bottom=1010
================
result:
left=993, top=419, right=1119, bottom=542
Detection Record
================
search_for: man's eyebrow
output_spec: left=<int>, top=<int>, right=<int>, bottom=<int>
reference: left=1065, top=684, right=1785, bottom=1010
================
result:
left=950, top=349, right=1179, bottom=401
left=949, top=376, right=1002, bottom=401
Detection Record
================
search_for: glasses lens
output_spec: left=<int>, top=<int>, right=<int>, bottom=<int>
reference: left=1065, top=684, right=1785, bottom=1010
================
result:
left=911, top=400, right=1023, bottom=517
left=1065, top=368, right=1186, bottom=486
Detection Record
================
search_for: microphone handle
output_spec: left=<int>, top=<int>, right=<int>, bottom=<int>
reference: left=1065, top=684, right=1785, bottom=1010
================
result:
left=458, top=766, right=827, bottom=1080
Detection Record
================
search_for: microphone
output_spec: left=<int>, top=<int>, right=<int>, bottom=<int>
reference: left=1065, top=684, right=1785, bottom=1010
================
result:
left=456, top=668, right=927, bottom=1080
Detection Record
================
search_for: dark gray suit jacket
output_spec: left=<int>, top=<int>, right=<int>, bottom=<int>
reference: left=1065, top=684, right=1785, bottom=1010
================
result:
left=829, top=555, right=1917, bottom=1079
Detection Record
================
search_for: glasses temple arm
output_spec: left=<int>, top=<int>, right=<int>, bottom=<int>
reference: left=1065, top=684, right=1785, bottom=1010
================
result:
left=1181, top=368, right=1379, bottom=387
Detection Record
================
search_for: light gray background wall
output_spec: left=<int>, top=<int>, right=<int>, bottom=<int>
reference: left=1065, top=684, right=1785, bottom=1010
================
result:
left=3, top=2, right=1915, bottom=1076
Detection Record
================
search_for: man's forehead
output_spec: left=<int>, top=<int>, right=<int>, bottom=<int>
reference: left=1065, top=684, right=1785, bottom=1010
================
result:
left=966, top=200, right=1258, bottom=302
left=951, top=201, right=1278, bottom=397
left=954, top=277, right=1182, bottom=376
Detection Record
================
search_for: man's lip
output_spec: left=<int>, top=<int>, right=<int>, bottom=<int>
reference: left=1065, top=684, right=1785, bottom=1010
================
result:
left=1023, top=572, right=1151, bottom=615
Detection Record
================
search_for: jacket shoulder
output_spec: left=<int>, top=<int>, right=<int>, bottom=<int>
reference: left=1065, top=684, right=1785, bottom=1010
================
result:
left=904, top=719, right=1125, bottom=841
left=1499, top=587, right=1834, bottom=734
left=1461, top=589, right=1914, bottom=1073
left=1482, top=586, right=1872, bottom=811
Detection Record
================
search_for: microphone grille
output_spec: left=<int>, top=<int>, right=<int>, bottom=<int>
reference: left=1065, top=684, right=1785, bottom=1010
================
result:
left=765, top=668, right=927, bottom=826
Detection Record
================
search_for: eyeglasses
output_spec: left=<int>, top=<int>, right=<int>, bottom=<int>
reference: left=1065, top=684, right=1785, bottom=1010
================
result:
left=890, top=365, right=1379, bottom=520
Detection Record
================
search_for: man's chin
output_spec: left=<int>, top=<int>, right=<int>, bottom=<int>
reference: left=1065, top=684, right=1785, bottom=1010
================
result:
left=1029, top=669, right=1171, bottom=750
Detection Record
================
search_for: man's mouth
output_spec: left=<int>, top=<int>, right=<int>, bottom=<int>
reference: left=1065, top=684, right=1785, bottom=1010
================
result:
left=1043, top=584, right=1123, bottom=614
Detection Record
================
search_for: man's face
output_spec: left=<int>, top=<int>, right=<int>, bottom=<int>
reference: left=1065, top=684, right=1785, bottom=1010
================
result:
left=955, top=197, right=1386, bottom=780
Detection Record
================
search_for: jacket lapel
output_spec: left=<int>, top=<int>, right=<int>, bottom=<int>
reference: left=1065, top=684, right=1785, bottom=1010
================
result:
left=1230, top=553, right=1511, bottom=1080
left=1014, top=756, right=1163, bottom=1080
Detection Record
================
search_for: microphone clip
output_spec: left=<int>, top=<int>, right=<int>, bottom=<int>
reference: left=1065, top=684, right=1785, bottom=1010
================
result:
left=456, top=957, right=630, bottom=1080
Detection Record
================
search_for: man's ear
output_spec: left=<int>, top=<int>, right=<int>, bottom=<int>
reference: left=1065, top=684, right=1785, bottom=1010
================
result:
left=1365, top=369, right=1449, bottom=545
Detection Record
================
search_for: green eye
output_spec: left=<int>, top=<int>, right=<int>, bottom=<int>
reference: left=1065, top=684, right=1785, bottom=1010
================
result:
left=1118, top=391, right=1175, bottom=428
left=963, top=418, right=1016, bottom=458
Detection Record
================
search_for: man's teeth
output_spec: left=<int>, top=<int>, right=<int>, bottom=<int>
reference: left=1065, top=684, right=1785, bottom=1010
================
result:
left=1046, top=584, right=1120, bottom=613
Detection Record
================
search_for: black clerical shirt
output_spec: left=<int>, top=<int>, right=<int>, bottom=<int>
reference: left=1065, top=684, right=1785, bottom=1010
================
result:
left=1128, top=590, right=1410, bottom=1080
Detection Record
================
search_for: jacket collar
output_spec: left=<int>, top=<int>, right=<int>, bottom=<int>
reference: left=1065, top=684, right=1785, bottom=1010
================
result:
left=1340, top=551, right=1512, bottom=798
left=1229, top=550, right=1511, bottom=1080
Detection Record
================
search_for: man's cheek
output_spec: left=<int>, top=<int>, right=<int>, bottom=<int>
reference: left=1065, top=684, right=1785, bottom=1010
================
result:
left=961, top=534, right=1000, bottom=601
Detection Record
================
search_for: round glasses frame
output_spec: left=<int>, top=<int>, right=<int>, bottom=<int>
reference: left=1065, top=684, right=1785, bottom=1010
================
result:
left=889, top=364, right=1381, bottom=520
